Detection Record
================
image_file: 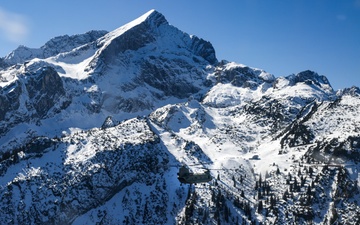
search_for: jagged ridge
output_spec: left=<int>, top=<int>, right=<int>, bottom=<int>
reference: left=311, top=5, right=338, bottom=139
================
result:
left=2, top=30, right=108, bottom=66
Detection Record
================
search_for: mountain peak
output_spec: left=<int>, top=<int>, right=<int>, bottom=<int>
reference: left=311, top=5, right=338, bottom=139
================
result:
left=294, top=70, right=330, bottom=86
left=337, top=86, right=360, bottom=97
left=278, top=70, right=334, bottom=93
left=141, top=9, right=167, bottom=26
left=101, top=9, right=167, bottom=43
left=89, top=9, right=217, bottom=71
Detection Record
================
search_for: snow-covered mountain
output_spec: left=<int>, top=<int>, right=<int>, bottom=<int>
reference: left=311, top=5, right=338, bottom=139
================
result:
left=2, top=30, right=108, bottom=66
left=0, top=9, right=359, bottom=225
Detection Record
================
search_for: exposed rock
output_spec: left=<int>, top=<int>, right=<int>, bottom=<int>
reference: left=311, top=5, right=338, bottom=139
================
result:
left=0, top=80, right=22, bottom=120
left=0, top=10, right=359, bottom=225
left=2, top=30, right=108, bottom=66
left=101, top=116, right=117, bottom=129
left=25, top=67, right=66, bottom=118
left=337, top=86, right=360, bottom=97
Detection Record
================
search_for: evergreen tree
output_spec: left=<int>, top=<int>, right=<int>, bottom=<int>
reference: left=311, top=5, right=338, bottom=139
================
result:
left=211, top=189, right=216, bottom=202
left=301, top=176, right=306, bottom=187
left=259, top=173, right=262, bottom=188
left=142, top=202, right=149, bottom=224
left=232, top=175, right=236, bottom=187
left=224, top=205, right=230, bottom=223
left=241, top=190, right=245, bottom=198
left=293, top=179, right=298, bottom=192
left=258, top=200, right=263, bottom=213
left=276, top=167, right=281, bottom=175
left=262, top=184, right=266, bottom=196
left=309, top=167, right=313, bottom=177
left=240, top=175, right=244, bottom=184
left=283, top=189, right=289, bottom=201
left=258, top=189, right=262, bottom=199
left=266, top=184, right=271, bottom=195
left=306, top=185, right=312, bottom=195
left=270, top=194, right=276, bottom=209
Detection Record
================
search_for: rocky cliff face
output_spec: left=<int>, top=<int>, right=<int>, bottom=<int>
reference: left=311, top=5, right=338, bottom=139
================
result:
left=0, top=66, right=70, bottom=140
left=0, top=10, right=359, bottom=225
left=25, top=67, right=67, bottom=118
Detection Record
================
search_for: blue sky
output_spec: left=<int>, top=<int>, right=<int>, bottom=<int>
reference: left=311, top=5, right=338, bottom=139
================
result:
left=0, top=0, right=359, bottom=90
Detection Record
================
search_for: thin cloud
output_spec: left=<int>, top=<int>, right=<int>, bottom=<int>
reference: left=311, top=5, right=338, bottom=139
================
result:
left=0, top=7, right=29, bottom=43
left=355, top=0, right=360, bottom=8
left=336, top=14, right=347, bottom=21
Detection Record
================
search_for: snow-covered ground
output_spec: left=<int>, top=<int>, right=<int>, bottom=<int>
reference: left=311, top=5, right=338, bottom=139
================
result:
left=0, top=9, right=359, bottom=225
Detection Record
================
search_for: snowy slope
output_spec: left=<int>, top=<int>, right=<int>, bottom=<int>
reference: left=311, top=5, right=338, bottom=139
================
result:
left=0, top=9, right=359, bottom=225
left=2, top=30, right=108, bottom=66
left=0, top=9, right=217, bottom=153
